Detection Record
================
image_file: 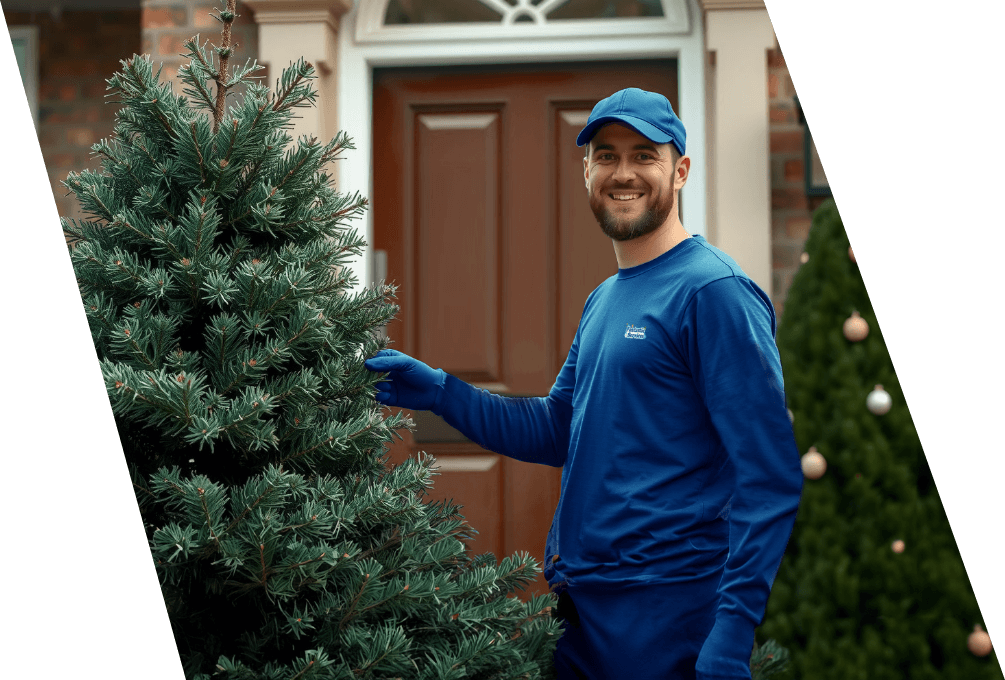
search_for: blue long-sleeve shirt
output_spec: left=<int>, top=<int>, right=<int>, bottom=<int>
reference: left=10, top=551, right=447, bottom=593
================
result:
left=429, top=235, right=803, bottom=678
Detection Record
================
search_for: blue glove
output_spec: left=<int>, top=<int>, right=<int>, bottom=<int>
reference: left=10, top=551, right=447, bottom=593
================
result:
left=364, top=349, right=446, bottom=411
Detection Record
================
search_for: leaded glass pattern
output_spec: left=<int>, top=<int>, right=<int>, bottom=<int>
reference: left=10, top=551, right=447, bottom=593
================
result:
left=385, top=0, right=666, bottom=25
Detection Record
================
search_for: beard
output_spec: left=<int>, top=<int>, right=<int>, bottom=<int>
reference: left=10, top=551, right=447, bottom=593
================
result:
left=589, top=185, right=676, bottom=242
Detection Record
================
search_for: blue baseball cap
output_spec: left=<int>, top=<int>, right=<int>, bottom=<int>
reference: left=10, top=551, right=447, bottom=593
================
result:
left=577, top=87, right=686, bottom=156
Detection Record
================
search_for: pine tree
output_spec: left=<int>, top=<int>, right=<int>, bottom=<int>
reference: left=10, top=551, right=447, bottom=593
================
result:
left=758, top=199, right=1002, bottom=679
left=61, top=3, right=561, bottom=677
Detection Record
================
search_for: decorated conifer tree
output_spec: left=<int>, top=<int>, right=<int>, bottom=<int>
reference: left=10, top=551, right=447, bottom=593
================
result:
left=61, top=3, right=561, bottom=678
left=757, top=199, right=1002, bottom=679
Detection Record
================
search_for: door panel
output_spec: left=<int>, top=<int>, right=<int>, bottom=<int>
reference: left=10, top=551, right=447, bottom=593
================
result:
left=373, top=61, right=678, bottom=599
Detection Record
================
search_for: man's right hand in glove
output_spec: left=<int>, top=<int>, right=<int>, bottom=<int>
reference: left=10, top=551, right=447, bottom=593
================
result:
left=364, top=349, right=446, bottom=411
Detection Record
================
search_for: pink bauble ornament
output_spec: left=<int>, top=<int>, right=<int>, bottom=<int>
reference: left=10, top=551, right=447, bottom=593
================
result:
left=849, top=245, right=856, bottom=263
left=891, top=539, right=905, bottom=553
left=867, top=385, right=892, bottom=415
left=843, top=311, right=869, bottom=342
left=799, top=252, right=810, bottom=264
left=801, top=446, right=826, bottom=479
left=968, top=624, right=993, bottom=657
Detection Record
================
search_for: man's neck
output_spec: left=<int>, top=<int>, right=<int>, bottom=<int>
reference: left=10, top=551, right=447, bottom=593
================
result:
left=612, top=214, right=691, bottom=270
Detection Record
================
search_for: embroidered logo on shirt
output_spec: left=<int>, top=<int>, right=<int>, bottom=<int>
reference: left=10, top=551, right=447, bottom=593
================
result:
left=624, top=323, right=647, bottom=340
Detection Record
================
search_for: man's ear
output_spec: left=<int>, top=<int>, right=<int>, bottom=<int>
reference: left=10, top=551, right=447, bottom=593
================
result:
left=674, top=156, right=691, bottom=191
left=583, top=151, right=590, bottom=190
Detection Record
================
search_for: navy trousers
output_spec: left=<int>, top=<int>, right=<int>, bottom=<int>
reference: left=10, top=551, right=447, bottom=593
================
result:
left=552, top=573, right=721, bottom=680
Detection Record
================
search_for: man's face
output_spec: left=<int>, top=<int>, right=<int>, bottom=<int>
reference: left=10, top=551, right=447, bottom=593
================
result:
left=583, top=123, right=679, bottom=242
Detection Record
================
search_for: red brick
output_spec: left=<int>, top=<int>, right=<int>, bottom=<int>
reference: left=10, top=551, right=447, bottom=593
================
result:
left=708, top=51, right=716, bottom=67
left=785, top=216, right=812, bottom=239
left=767, top=49, right=786, bottom=69
left=66, top=127, right=98, bottom=147
left=38, top=126, right=64, bottom=148
left=769, top=104, right=793, bottom=124
left=781, top=74, right=796, bottom=98
left=808, top=195, right=829, bottom=213
left=83, top=81, right=112, bottom=99
left=142, top=6, right=188, bottom=29
left=49, top=58, right=103, bottom=78
left=768, top=73, right=778, bottom=98
left=772, top=188, right=808, bottom=211
left=99, top=10, right=142, bottom=31
left=772, top=244, right=798, bottom=269
left=771, top=216, right=789, bottom=241
left=784, top=158, right=803, bottom=183
left=770, top=130, right=803, bottom=155
left=193, top=5, right=224, bottom=29
left=40, top=106, right=100, bottom=125
left=38, top=81, right=74, bottom=102
left=158, top=33, right=192, bottom=58
left=63, top=10, right=102, bottom=31
left=159, top=63, right=183, bottom=83
left=48, top=153, right=76, bottom=169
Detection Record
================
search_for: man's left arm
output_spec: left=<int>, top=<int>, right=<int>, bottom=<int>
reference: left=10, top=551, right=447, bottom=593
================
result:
left=680, top=276, right=804, bottom=680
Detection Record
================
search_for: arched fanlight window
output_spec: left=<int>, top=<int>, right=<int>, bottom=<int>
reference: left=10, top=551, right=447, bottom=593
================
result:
left=385, top=0, right=666, bottom=25
left=356, top=0, right=690, bottom=43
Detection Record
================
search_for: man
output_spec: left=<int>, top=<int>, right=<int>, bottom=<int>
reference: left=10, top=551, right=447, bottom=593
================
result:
left=365, top=88, right=803, bottom=680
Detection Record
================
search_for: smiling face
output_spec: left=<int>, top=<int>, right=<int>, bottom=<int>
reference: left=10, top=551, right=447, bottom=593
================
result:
left=584, top=123, right=682, bottom=242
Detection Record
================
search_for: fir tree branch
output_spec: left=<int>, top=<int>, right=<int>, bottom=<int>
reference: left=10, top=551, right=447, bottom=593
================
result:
left=181, top=37, right=218, bottom=111
left=263, top=280, right=307, bottom=315
left=221, top=118, right=239, bottom=166
left=277, top=515, right=320, bottom=536
left=212, top=0, right=239, bottom=134
left=336, top=573, right=371, bottom=632
left=264, top=139, right=316, bottom=205
left=133, top=479, right=158, bottom=502
left=276, top=435, right=335, bottom=467
left=222, top=481, right=277, bottom=536
left=95, top=146, right=163, bottom=212
left=109, top=216, right=155, bottom=244
left=153, top=222, right=184, bottom=257
left=198, top=486, right=222, bottom=550
left=287, top=659, right=317, bottom=680
left=232, top=154, right=266, bottom=207
left=123, top=334, right=158, bottom=369
left=190, top=121, right=208, bottom=185
left=272, top=71, right=309, bottom=114
left=257, top=542, right=273, bottom=588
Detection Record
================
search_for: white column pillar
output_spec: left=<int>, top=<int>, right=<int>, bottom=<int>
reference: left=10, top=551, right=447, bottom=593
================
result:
left=705, top=8, right=776, bottom=297
left=243, top=0, right=351, bottom=145
left=243, top=0, right=366, bottom=289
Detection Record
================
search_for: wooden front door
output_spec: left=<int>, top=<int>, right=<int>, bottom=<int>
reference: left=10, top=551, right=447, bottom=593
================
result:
left=373, top=61, right=678, bottom=599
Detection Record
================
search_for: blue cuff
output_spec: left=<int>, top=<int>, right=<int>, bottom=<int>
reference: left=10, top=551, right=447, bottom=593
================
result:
left=695, top=611, right=756, bottom=680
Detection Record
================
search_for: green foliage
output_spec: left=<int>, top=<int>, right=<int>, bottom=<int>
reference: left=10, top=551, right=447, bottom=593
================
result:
left=758, top=199, right=1001, bottom=679
left=63, top=5, right=559, bottom=677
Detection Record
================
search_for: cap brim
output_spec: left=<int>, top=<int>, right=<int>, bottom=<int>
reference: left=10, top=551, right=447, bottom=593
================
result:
left=577, top=114, right=676, bottom=149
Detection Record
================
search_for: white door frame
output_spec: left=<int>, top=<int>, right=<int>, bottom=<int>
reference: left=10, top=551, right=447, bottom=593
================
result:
left=335, top=0, right=708, bottom=290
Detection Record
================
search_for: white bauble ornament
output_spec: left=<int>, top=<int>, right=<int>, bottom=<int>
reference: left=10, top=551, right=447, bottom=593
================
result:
left=867, top=385, right=892, bottom=415
left=801, top=446, right=826, bottom=479
left=843, top=311, right=869, bottom=342
left=787, top=408, right=794, bottom=424
left=849, top=245, right=856, bottom=263
left=799, top=252, right=810, bottom=264
left=968, top=624, right=993, bottom=657
left=891, top=539, right=905, bottom=553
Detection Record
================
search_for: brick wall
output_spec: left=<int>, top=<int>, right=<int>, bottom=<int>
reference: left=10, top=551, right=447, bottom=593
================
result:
left=3, top=1, right=261, bottom=223
left=141, top=0, right=261, bottom=95
left=768, top=46, right=829, bottom=319
left=4, top=9, right=141, bottom=221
